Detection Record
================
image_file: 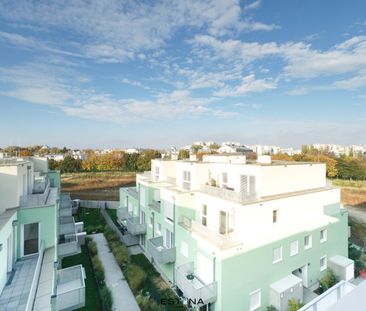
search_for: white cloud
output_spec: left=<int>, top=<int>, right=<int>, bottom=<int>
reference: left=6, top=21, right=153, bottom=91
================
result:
left=215, top=74, right=276, bottom=97
left=244, top=0, right=262, bottom=11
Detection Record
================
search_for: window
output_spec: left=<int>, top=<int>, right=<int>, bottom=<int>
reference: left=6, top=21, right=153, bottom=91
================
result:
left=249, top=289, right=261, bottom=311
left=320, top=256, right=327, bottom=271
left=140, top=211, right=145, bottom=224
left=272, top=210, right=278, bottom=223
left=150, top=214, right=154, bottom=227
left=273, top=246, right=282, bottom=263
left=154, top=166, right=160, bottom=181
left=222, top=172, right=228, bottom=188
left=165, top=229, right=173, bottom=248
left=181, top=240, right=188, bottom=258
left=202, top=204, right=207, bottom=226
left=320, top=229, right=327, bottom=243
left=157, top=223, right=162, bottom=236
left=182, top=170, right=191, bottom=190
left=290, top=240, right=299, bottom=256
left=219, top=211, right=234, bottom=234
left=304, top=235, right=312, bottom=250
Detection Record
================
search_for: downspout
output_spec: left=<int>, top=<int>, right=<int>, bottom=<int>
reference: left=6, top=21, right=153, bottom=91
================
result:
left=173, top=195, right=176, bottom=285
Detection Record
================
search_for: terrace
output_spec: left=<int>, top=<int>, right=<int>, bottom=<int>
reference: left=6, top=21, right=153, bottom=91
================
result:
left=147, top=236, right=176, bottom=264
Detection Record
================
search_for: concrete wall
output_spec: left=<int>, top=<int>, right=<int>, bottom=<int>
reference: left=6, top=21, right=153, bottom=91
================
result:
left=79, top=200, right=119, bottom=209
left=0, top=211, right=17, bottom=294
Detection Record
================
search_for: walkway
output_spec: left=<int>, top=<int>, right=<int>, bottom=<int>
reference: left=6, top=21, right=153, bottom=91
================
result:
left=0, top=256, right=37, bottom=311
left=91, top=233, right=140, bottom=311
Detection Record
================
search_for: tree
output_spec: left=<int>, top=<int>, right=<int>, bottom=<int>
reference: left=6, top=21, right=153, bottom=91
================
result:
left=209, top=142, right=220, bottom=151
left=19, top=149, right=32, bottom=156
left=59, top=156, right=82, bottom=173
left=136, top=150, right=161, bottom=171
left=123, top=153, right=139, bottom=171
left=191, top=145, right=203, bottom=154
left=178, top=149, right=189, bottom=160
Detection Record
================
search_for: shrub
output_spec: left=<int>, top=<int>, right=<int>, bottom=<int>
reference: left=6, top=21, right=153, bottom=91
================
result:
left=101, top=285, right=113, bottom=311
left=104, top=226, right=119, bottom=242
left=288, top=298, right=304, bottom=311
left=131, top=254, right=159, bottom=277
left=348, top=244, right=361, bottom=261
left=113, top=244, right=129, bottom=267
left=267, top=306, right=278, bottom=311
left=125, top=264, right=147, bottom=293
left=136, top=294, right=164, bottom=311
left=319, top=268, right=338, bottom=293
left=88, top=240, right=98, bottom=256
left=92, top=255, right=105, bottom=283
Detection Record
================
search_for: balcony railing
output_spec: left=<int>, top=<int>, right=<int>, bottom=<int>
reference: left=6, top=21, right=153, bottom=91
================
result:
left=176, top=262, right=217, bottom=305
left=117, top=207, right=132, bottom=220
left=20, top=182, right=50, bottom=207
left=147, top=236, right=176, bottom=264
left=59, top=216, right=76, bottom=235
left=179, top=216, right=242, bottom=250
left=121, top=233, right=140, bottom=246
left=299, top=280, right=355, bottom=311
left=126, top=216, right=147, bottom=235
left=199, top=184, right=258, bottom=204
left=126, top=187, right=139, bottom=200
left=55, top=265, right=86, bottom=311
left=58, top=233, right=80, bottom=257
left=148, top=200, right=161, bottom=213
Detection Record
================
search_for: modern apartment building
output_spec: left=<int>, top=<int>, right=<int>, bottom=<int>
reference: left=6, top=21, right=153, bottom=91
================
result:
left=0, top=157, right=86, bottom=311
left=118, top=154, right=353, bottom=311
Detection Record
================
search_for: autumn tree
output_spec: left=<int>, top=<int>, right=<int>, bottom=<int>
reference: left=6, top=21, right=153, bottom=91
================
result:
left=178, top=149, right=189, bottom=160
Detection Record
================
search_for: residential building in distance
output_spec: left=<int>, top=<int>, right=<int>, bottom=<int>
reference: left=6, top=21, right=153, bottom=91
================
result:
left=118, top=154, right=352, bottom=311
left=218, top=142, right=252, bottom=154
left=0, top=156, right=86, bottom=311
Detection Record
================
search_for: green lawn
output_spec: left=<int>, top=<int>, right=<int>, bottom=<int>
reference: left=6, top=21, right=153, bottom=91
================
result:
left=62, top=245, right=103, bottom=311
left=77, top=208, right=106, bottom=234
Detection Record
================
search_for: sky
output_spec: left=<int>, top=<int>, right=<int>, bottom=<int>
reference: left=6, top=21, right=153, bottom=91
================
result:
left=0, top=0, right=366, bottom=149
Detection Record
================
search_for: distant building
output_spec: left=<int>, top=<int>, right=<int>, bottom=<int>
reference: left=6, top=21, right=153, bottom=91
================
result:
left=218, top=142, right=252, bottom=154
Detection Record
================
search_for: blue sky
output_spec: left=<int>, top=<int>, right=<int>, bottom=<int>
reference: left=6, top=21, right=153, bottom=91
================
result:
left=0, top=0, right=365, bottom=149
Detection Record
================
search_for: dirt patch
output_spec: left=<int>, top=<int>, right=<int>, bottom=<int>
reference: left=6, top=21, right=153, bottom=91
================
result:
left=61, top=171, right=136, bottom=201
left=341, top=188, right=366, bottom=208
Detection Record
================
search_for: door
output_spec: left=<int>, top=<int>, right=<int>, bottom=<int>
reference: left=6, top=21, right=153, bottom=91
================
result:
left=292, top=265, right=308, bottom=287
left=165, top=229, right=173, bottom=248
left=22, top=223, right=39, bottom=256
left=7, top=233, right=13, bottom=272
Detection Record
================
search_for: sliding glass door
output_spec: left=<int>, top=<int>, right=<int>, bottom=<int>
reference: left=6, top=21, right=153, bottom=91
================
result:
left=23, top=223, right=39, bottom=256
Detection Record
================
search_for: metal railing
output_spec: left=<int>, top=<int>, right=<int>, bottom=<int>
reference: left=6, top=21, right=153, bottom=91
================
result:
left=147, top=236, right=176, bottom=264
left=55, top=265, right=86, bottom=311
left=59, top=216, right=75, bottom=235
left=25, top=241, right=44, bottom=311
left=176, top=262, right=217, bottom=305
left=299, top=280, right=355, bottom=311
left=179, top=216, right=242, bottom=250
left=126, top=187, right=139, bottom=199
left=148, top=200, right=161, bottom=213
left=126, top=216, right=147, bottom=235
left=199, top=184, right=258, bottom=204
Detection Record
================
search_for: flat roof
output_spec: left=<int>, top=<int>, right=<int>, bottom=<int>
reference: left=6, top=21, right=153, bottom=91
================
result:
left=270, top=274, right=302, bottom=293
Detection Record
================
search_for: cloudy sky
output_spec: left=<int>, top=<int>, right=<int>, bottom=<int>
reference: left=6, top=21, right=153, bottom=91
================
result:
left=0, top=0, right=365, bottom=149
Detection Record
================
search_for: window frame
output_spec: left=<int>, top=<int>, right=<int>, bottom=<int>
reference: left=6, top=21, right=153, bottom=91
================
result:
left=249, top=288, right=261, bottom=311
left=304, top=234, right=312, bottom=250
left=320, top=229, right=327, bottom=243
left=290, top=240, right=299, bottom=256
left=320, top=255, right=327, bottom=271
left=272, top=246, right=283, bottom=264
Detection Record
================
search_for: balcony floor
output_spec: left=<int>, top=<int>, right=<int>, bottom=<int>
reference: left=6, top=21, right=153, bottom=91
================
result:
left=0, top=256, right=37, bottom=311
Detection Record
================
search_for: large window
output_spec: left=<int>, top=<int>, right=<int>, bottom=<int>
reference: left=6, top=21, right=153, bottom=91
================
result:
left=165, top=229, right=173, bottom=248
left=290, top=240, right=299, bottom=256
left=182, top=171, right=191, bottom=190
left=272, top=210, right=278, bottom=223
left=219, top=211, right=234, bottom=234
left=222, top=172, right=228, bottom=188
left=249, top=289, right=261, bottom=311
left=273, top=246, right=282, bottom=264
left=154, top=166, right=160, bottom=181
left=202, top=204, right=207, bottom=226
left=23, top=223, right=39, bottom=256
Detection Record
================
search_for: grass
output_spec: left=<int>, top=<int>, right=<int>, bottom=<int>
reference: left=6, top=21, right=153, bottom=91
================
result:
left=77, top=208, right=106, bottom=234
left=61, top=171, right=136, bottom=200
left=62, top=245, right=103, bottom=311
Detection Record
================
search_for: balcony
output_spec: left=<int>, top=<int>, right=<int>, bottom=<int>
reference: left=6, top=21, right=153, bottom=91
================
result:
left=126, top=187, right=139, bottom=200
left=176, top=262, right=217, bottom=305
left=20, top=182, right=52, bottom=207
left=148, top=200, right=161, bottom=213
left=179, top=216, right=242, bottom=250
left=147, top=236, right=176, bottom=264
left=125, top=216, right=147, bottom=235
left=59, top=216, right=75, bottom=235
left=55, top=265, right=86, bottom=311
left=121, top=233, right=140, bottom=246
left=117, top=206, right=132, bottom=220
left=199, top=184, right=258, bottom=204
left=58, top=233, right=80, bottom=258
